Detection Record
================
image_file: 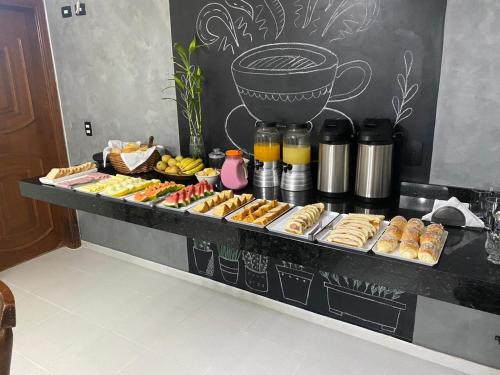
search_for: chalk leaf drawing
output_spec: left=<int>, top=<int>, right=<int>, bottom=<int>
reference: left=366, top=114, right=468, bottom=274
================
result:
left=322, top=0, right=380, bottom=42
left=276, top=262, right=314, bottom=305
left=196, top=3, right=240, bottom=54
left=242, top=251, right=269, bottom=293
left=193, top=239, right=215, bottom=277
left=392, top=50, right=419, bottom=125
left=218, top=244, right=241, bottom=284
left=224, top=0, right=254, bottom=20
left=225, top=42, right=372, bottom=151
left=320, top=272, right=406, bottom=333
left=294, top=0, right=321, bottom=35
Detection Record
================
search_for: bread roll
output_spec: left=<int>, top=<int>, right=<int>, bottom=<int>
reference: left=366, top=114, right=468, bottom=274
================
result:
left=401, top=228, right=420, bottom=243
left=390, top=216, right=407, bottom=230
left=377, top=235, right=398, bottom=253
left=385, top=225, right=403, bottom=240
left=399, top=240, right=418, bottom=259
left=407, top=218, right=425, bottom=233
left=426, top=223, right=444, bottom=236
left=420, top=232, right=442, bottom=247
left=418, top=242, right=438, bottom=263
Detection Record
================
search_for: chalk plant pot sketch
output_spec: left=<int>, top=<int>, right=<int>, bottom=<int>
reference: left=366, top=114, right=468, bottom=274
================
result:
left=275, top=262, right=314, bottom=305
left=323, top=283, right=407, bottom=333
left=217, top=244, right=241, bottom=284
left=242, top=251, right=269, bottom=293
left=193, top=239, right=214, bottom=277
left=231, top=43, right=372, bottom=124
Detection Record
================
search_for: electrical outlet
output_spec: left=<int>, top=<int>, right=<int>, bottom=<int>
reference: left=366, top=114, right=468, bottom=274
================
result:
left=84, top=121, right=92, bottom=136
left=75, top=2, right=86, bottom=16
left=61, top=6, right=72, bottom=18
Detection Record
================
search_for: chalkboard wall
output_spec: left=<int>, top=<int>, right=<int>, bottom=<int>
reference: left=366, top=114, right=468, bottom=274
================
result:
left=169, top=0, right=447, bottom=183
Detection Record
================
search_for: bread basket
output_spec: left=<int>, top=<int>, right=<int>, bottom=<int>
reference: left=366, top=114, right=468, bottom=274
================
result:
left=108, top=136, right=160, bottom=174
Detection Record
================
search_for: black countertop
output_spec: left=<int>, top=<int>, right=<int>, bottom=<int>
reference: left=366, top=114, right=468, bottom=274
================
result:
left=19, top=176, right=500, bottom=315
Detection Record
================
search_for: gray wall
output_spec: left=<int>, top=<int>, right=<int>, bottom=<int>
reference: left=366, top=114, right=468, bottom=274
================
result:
left=44, top=0, right=188, bottom=269
left=430, top=0, right=500, bottom=189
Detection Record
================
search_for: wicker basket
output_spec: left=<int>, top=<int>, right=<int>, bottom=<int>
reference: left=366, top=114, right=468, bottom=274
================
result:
left=108, top=136, right=161, bottom=174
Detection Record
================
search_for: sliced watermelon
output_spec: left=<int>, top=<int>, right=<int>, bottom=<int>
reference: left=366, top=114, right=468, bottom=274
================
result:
left=163, top=193, right=179, bottom=208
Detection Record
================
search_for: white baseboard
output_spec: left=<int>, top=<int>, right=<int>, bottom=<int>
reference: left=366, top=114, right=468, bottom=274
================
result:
left=81, top=241, right=496, bottom=375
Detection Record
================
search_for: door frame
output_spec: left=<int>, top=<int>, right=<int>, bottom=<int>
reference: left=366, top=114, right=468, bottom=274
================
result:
left=0, top=0, right=80, bottom=249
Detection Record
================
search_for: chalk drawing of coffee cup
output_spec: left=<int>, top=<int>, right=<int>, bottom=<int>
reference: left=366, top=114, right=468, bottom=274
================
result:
left=231, top=42, right=372, bottom=124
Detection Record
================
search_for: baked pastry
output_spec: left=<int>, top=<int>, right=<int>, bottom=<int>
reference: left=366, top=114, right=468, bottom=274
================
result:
left=326, top=233, right=364, bottom=247
left=390, top=216, right=407, bottom=230
left=401, top=228, right=420, bottom=243
left=284, top=203, right=324, bottom=235
left=418, top=242, right=438, bottom=263
left=45, top=162, right=96, bottom=180
left=385, top=225, right=403, bottom=240
left=406, top=218, right=425, bottom=233
left=420, top=232, right=442, bottom=247
left=327, top=214, right=382, bottom=247
left=377, top=234, right=398, bottom=253
left=399, top=240, right=419, bottom=259
left=426, top=223, right=444, bottom=236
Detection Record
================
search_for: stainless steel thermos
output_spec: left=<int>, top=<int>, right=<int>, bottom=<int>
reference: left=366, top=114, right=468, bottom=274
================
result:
left=355, top=119, right=394, bottom=199
left=317, top=119, right=353, bottom=195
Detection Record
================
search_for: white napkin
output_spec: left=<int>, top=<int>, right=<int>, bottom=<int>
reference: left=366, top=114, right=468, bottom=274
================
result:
left=103, top=140, right=164, bottom=170
left=422, top=196, right=484, bottom=228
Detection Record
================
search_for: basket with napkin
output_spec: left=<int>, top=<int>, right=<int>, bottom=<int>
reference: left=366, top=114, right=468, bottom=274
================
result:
left=104, top=136, right=163, bottom=174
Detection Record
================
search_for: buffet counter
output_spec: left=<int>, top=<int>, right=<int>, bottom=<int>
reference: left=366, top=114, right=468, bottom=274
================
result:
left=19, top=177, right=500, bottom=316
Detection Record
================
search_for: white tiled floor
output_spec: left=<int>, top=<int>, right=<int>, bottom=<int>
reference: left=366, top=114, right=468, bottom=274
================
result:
left=0, top=246, right=470, bottom=375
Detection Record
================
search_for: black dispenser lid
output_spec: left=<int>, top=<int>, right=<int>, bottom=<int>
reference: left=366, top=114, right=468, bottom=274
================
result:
left=358, top=119, right=394, bottom=145
left=320, top=119, right=353, bottom=145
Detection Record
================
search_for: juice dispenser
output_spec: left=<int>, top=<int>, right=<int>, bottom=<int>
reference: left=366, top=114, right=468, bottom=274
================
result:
left=281, top=123, right=312, bottom=191
left=253, top=122, right=281, bottom=187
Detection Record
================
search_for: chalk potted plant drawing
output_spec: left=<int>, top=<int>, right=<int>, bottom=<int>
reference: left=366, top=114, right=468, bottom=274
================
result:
left=165, top=37, right=205, bottom=159
left=392, top=50, right=419, bottom=126
left=275, top=261, right=314, bottom=305
left=320, top=272, right=406, bottom=333
left=193, top=239, right=214, bottom=277
left=242, top=251, right=269, bottom=293
left=217, top=244, right=241, bottom=284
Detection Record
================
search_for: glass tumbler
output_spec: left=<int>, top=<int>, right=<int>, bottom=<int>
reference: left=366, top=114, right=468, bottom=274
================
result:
left=485, top=197, right=500, bottom=265
left=470, top=189, right=491, bottom=219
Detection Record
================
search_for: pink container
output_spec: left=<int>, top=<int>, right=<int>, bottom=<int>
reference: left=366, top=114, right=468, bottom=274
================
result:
left=221, top=150, right=248, bottom=190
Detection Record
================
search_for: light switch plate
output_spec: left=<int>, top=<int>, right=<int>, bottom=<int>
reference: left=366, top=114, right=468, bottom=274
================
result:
left=61, top=6, right=72, bottom=18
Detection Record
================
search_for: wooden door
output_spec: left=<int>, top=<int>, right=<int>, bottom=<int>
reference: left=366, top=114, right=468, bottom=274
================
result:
left=0, top=0, right=80, bottom=270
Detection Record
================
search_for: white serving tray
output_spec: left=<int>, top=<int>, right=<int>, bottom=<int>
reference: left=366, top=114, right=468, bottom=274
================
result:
left=123, top=192, right=165, bottom=207
left=39, top=168, right=98, bottom=186
left=156, top=195, right=211, bottom=213
left=225, top=200, right=293, bottom=229
left=266, top=207, right=339, bottom=241
left=188, top=194, right=255, bottom=220
left=316, top=214, right=389, bottom=253
left=372, top=230, right=448, bottom=267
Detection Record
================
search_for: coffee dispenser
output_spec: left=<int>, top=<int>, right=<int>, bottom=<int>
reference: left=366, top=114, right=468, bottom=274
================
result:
left=355, top=119, right=394, bottom=199
left=317, top=119, right=354, bottom=196
left=253, top=122, right=281, bottom=188
left=280, top=123, right=312, bottom=191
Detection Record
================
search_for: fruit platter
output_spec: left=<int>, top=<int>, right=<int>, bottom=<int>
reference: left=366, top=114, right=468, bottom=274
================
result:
left=156, top=180, right=215, bottom=212
left=124, top=181, right=185, bottom=206
left=154, top=154, right=205, bottom=180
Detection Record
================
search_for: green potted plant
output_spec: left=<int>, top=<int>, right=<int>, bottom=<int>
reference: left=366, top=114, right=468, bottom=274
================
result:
left=165, top=37, right=205, bottom=159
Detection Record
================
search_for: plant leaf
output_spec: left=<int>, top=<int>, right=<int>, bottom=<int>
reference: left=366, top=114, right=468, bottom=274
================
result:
left=188, top=37, right=197, bottom=56
left=397, top=73, right=405, bottom=95
left=404, top=50, right=413, bottom=76
left=398, top=107, right=413, bottom=123
left=392, top=96, right=400, bottom=115
left=405, top=83, right=419, bottom=103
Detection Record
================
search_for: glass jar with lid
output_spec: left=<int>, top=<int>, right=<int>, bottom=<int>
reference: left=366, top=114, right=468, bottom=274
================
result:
left=282, top=123, right=311, bottom=165
left=208, top=148, right=225, bottom=169
left=254, top=122, right=281, bottom=163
